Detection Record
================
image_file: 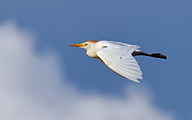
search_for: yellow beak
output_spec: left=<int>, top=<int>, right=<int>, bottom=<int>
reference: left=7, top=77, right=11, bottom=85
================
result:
left=70, top=43, right=86, bottom=47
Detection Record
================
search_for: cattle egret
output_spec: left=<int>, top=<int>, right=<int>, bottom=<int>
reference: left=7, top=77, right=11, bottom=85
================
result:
left=70, top=40, right=166, bottom=83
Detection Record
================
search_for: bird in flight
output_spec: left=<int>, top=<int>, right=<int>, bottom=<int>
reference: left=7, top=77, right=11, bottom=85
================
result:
left=70, top=40, right=166, bottom=83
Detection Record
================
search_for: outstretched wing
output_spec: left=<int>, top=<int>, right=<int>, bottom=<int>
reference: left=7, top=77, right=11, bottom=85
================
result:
left=97, top=41, right=143, bottom=83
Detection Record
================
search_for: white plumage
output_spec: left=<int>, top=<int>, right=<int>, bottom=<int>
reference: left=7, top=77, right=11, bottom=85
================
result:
left=96, top=41, right=142, bottom=83
left=71, top=40, right=166, bottom=83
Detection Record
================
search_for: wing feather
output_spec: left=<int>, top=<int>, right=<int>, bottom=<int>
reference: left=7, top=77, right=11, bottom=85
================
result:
left=97, top=41, right=143, bottom=83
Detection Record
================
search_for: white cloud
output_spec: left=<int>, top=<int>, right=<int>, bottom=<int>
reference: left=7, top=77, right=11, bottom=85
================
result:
left=0, top=21, right=175, bottom=120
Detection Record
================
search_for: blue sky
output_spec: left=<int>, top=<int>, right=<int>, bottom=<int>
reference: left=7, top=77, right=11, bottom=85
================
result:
left=0, top=0, right=192, bottom=120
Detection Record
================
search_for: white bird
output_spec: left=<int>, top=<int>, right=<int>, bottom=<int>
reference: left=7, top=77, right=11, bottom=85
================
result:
left=70, top=40, right=166, bottom=83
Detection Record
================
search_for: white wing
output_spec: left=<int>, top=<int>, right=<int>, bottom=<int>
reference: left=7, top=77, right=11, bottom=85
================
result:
left=97, top=41, right=143, bottom=83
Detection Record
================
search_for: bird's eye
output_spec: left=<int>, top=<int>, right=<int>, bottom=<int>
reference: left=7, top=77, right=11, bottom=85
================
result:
left=85, top=43, right=88, bottom=46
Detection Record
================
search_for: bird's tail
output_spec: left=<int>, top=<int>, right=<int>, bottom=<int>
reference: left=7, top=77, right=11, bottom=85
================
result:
left=132, top=51, right=167, bottom=59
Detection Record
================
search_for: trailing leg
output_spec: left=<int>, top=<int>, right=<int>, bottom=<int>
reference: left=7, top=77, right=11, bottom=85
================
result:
left=132, top=50, right=167, bottom=59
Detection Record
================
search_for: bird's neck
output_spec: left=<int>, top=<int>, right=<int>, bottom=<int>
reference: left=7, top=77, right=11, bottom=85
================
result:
left=86, top=48, right=98, bottom=58
left=86, top=44, right=100, bottom=58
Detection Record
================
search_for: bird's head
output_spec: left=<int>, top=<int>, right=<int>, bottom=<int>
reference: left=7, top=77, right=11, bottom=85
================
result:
left=70, top=40, right=98, bottom=50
